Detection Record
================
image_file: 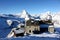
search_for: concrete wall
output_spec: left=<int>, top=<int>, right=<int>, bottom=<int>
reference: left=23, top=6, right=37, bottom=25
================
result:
left=48, top=27, right=54, bottom=33
left=25, top=26, right=40, bottom=34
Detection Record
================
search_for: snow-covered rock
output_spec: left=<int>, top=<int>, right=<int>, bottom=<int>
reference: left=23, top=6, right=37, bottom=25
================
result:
left=40, top=11, right=52, bottom=21
left=34, top=17, right=40, bottom=21
left=17, top=24, right=21, bottom=28
left=7, top=32, right=14, bottom=38
left=6, top=20, right=12, bottom=26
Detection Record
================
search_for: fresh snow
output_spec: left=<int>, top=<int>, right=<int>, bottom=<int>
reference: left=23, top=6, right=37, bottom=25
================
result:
left=29, top=33, right=60, bottom=38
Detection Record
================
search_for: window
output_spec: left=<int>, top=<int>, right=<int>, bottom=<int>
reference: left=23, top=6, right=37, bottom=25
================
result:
left=16, top=28, right=20, bottom=30
left=21, top=26, right=24, bottom=28
left=29, top=30, right=31, bottom=33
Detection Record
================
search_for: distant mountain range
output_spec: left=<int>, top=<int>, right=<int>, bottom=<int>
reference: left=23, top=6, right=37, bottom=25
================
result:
left=0, top=10, right=60, bottom=38
left=0, top=10, right=60, bottom=25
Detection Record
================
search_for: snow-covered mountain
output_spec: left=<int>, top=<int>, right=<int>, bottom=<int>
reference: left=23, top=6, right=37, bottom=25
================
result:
left=20, top=10, right=31, bottom=21
left=52, top=13, right=60, bottom=28
left=40, top=11, right=52, bottom=21
left=20, top=10, right=41, bottom=21
left=0, top=13, right=25, bottom=38
left=52, top=13, right=60, bottom=24
left=1, top=10, right=60, bottom=25
left=0, top=10, right=60, bottom=38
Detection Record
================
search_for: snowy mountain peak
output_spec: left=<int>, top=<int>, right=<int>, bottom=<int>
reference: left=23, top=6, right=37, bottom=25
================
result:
left=22, top=10, right=27, bottom=14
left=46, top=11, right=51, bottom=14
left=21, top=10, right=30, bottom=16
left=20, top=10, right=31, bottom=20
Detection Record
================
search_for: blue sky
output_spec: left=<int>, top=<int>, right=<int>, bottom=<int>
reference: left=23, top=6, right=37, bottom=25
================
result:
left=0, top=0, right=60, bottom=14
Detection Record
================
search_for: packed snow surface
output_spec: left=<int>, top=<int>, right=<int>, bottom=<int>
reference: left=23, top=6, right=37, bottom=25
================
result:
left=29, top=33, right=60, bottom=38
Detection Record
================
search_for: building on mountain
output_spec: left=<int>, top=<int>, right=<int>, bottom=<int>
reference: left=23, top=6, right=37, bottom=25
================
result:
left=48, top=25, right=54, bottom=33
left=13, top=28, right=25, bottom=37
left=25, top=18, right=54, bottom=34
left=39, top=20, right=54, bottom=33
left=7, top=27, right=25, bottom=38
left=25, top=19, right=40, bottom=34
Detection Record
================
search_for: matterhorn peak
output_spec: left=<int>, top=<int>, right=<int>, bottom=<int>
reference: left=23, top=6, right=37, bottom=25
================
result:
left=20, top=10, right=31, bottom=20
left=21, top=9, right=29, bottom=16
left=22, top=10, right=27, bottom=15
